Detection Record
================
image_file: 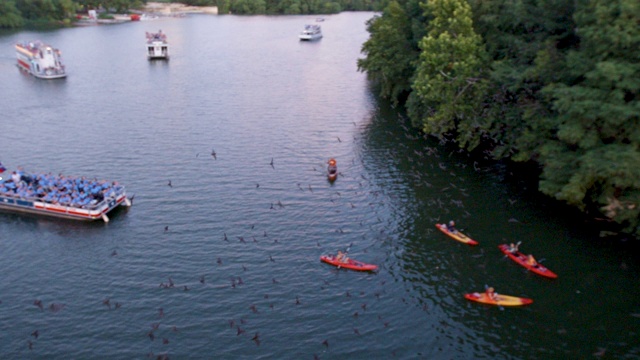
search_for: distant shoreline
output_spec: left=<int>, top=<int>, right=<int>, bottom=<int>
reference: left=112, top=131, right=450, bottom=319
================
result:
left=142, top=2, right=218, bottom=15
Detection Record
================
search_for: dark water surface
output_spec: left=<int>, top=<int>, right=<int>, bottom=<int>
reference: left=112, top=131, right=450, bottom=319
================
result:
left=1, top=13, right=639, bottom=359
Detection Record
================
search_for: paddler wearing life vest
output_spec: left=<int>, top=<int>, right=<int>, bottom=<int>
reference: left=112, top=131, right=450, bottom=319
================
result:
left=328, top=158, right=337, bottom=171
left=526, top=254, right=538, bottom=267
left=485, top=287, right=498, bottom=300
left=446, top=220, right=457, bottom=233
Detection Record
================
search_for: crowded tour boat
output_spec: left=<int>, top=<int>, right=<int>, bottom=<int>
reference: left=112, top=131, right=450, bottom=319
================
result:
left=15, top=41, right=66, bottom=79
left=146, top=30, right=169, bottom=60
left=299, top=24, right=323, bottom=41
left=0, top=169, right=131, bottom=223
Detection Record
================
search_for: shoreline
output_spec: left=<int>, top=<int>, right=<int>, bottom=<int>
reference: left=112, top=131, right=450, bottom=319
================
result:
left=142, top=2, right=218, bottom=15
left=74, top=2, right=218, bottom=26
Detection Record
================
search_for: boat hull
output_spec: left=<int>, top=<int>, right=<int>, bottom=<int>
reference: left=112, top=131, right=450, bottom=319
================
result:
left=0, top=192, right=129, bottom=222
left=498, top=244, right=558, bottom=279
left=299, top=34, right=322, bottom=41
left=320, top=255, right=377, bottom=272
left=435, top=224, right=478, bottom=245
left=465, top=292, right=533, bottom=307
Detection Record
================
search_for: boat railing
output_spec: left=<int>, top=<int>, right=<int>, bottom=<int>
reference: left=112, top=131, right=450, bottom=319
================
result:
left=0, top=185, right=126, bottom=211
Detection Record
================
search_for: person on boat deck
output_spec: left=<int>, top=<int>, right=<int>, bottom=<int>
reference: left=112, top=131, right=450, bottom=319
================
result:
left=446, top=220, right=457, bottom=233
left=11, top=171, right=21, bottom=184
left=526, top=254, right=538, bottom=267
left=485, top=287, right=498, bottom=300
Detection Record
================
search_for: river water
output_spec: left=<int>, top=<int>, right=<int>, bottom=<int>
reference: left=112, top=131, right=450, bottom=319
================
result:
left=0, top=12, right=638, bottom=359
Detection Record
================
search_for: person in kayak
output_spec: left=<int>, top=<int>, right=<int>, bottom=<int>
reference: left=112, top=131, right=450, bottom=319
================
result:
left=446, top=220, right=457, bottom=233
left=508, top=242, right=520, bottom=253
left=526, top=254, right=538, bottom=267
left=485, top=287, right=498, bottom=300
left=336, top=251, right=349, bottom=263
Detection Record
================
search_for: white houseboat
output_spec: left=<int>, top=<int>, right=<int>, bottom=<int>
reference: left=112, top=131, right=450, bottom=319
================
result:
left=15, top=41, right=66, bottom=79
left=299, top=24, right=323, bottom=41
left=146, top=30, right=169, bottom=60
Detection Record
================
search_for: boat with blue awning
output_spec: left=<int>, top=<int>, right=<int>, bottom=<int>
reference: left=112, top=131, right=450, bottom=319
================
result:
left=0, top=170, right=130, bottom=222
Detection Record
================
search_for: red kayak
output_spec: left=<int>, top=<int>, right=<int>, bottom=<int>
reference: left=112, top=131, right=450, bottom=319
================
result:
left=498, top=244, right=557, bottom=279
left=464, top=292, right=533, bottom=307
left=320, top=255, right=378, bottom=272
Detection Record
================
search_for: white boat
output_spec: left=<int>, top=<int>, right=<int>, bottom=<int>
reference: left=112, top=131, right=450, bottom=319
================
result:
left=0, top=170, right=131, bottom=223
left=299, top=24, right=322, bottom=41
left=146, top=30, right=169, bottom=60
left=15, top=41, right=66, bottom=79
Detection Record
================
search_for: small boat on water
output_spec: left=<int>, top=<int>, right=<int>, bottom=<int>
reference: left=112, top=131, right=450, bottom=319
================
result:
left=15, top=41, right=66, bottom=79
left=146, top=30, right=169, bottom=60
left=320, top=254, right=377, bottom=272
left=0, top=170, right=130, bottom=222
left=465, top=292, right=533, bottom=307
left=498, top=244, right=558, bottom=279
left=327, top=158, right=337, bottom=182
left=435, top=223, right=479, bottom=245
left=299, top=24, right=322, bottom=41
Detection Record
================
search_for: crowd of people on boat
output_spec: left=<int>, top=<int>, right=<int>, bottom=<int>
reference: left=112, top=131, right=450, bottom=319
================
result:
left=146, top=30, right=167, bottom=43
left=0, top=169, right=121, bottom=209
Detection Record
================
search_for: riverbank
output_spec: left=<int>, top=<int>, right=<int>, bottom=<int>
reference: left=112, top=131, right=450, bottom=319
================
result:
left=142, top=2, right=218, bottom=15
left=73, top=3, right=218, bottom=26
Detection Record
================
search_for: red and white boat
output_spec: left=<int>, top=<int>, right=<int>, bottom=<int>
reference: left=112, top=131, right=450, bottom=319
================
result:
left=15, top=41, right=66, bottom=79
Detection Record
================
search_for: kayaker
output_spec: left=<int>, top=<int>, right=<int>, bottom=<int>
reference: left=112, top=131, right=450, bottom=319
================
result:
left=336, top=251, right=349, bottom=263
left=328, top=158, right=337, bottom=172
left=526, top=254, right=538, bottom=267
left=446, top=220, right=457, bottom=233
left=508, top=243, right=519, bottom=253
left=485, top=287, right=498, bottom=300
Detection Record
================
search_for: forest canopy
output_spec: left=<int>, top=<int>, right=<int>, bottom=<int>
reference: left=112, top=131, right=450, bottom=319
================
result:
left=358, top=0, right=640, bottom=237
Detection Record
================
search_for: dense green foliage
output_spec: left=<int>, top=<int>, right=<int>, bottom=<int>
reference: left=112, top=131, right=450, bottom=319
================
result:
left=183, top=0, right=383, bottom=14
left=0, top=0, right=145, bottom=27
left=0, top=1, right=25, bottom=28
left=358, top=0, right=640, bottom=236
left=211, top=0, right=381, bottom=15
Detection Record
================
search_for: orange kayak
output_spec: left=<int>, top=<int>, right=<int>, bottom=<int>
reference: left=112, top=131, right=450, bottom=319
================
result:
left=465, top=292, right=533, bottom=307
left=320, top=255, right=377, bottom=272
left=498, top=244, right=557, bottom=279
left=435, top=224, right=478, bottom=245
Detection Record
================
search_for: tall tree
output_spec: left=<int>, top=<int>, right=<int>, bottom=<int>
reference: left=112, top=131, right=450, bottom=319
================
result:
left=0, top=1, right=24, bottom=28
left=357, top=1, right=420, bottom=105
left=468, top=0, right=576, bottom=159
left=408, top=0, right=488, bottom=149
left=537, top=0, right=640, bottom=232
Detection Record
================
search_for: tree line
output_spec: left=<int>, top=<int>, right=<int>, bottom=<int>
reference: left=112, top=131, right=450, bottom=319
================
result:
left=358, top=0, right=640, bottom=238
left=187, top=0, right=381, bottom=15
left=0, top=0, right=382, bottom=28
